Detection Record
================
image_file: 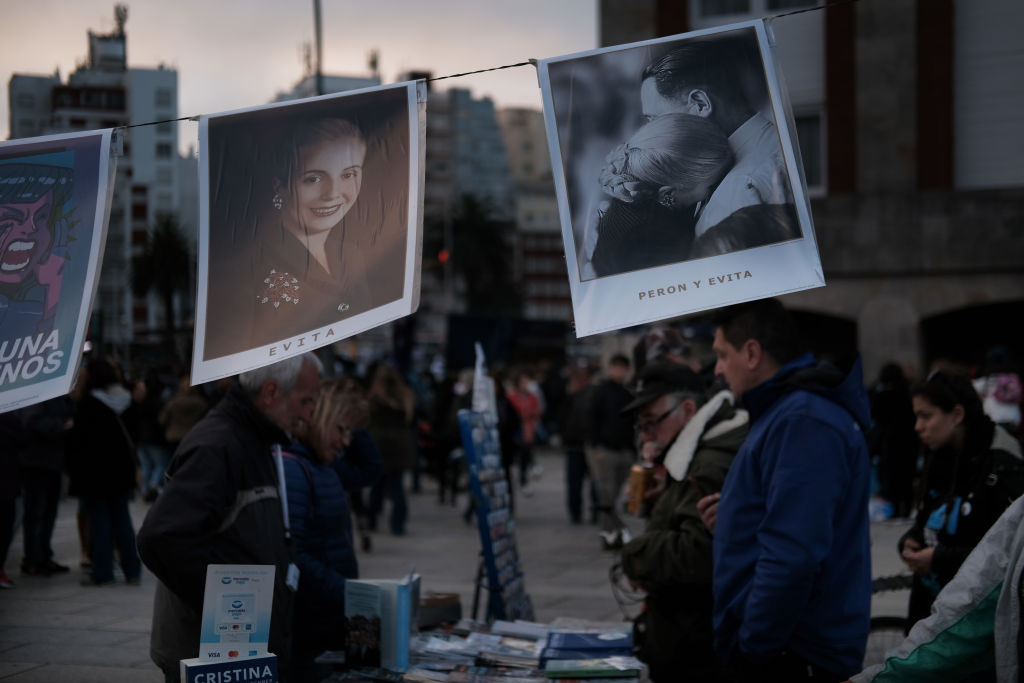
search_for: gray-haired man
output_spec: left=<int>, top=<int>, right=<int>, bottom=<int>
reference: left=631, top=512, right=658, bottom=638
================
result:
left=137, top=354, right=322, bottom=682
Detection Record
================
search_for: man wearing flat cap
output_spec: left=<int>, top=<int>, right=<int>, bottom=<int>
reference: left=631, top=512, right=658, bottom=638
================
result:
left=620, top=361, right=748, bottom=681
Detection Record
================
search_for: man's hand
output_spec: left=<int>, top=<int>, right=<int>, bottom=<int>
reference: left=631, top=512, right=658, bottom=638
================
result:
left=639, top=441, right=665, bottom=466
left=643, top=467, right=667, bottom=503
left=901, top=544, right=935, bottom=575
left=697, top=493, right=721, bottom=534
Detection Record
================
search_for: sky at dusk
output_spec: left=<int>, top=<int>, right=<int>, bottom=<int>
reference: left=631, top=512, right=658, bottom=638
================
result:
left=1, top=0, right=598, bottom=144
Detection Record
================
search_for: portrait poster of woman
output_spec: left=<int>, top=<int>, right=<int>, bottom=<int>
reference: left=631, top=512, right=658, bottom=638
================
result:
left=194, top=82, right=425, bottom=384
left=0, top=129, right=115, bottom=412
left=536, top=20, right=824, bottom=338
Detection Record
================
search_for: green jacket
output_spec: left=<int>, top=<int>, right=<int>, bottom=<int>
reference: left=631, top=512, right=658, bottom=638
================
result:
left=620, top=390, right=749, bottom=678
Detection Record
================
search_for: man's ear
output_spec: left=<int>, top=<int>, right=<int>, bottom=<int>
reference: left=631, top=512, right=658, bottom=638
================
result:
left=742, top=338, right=763, bottom=371
left=680, top=398, right=699, bottom=421
left=951, top=404, right=966, bottom=426
left=686, top=89, right=713, bottom=117
left=257, top=380, right=280, bottom=410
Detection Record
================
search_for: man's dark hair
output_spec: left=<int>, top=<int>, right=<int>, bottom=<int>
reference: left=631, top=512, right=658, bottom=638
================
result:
left=640, top=31, right=763, bottom=111
left=610, top=353, right=631, bottom=368
left=712, top=298, right=801, bottom=366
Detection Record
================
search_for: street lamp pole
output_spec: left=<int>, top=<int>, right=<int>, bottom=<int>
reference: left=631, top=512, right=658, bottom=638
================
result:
left=313, top=0, right=324, bottom=96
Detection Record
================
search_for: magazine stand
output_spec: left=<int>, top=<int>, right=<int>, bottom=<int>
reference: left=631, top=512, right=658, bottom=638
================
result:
left=457, top=409, right=534, bottom=622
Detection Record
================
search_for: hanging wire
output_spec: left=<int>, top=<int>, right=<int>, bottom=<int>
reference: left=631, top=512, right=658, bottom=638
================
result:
left=114, top=0, right=856, bottom=133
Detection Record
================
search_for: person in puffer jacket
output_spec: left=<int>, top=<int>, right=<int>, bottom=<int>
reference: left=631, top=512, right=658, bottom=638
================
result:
left=850, top=493, right=1024, bottom=683
left=283, top=378, right=381, bottom=683
left=709, top=299, right=872, bottom=682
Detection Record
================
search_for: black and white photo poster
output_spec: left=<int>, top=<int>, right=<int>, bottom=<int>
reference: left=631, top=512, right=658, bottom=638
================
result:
left=538, top=20, right=823, bottom=336
left=1, top=129, right=115, bottom=412
left=193, top=81, right=425, bottom=384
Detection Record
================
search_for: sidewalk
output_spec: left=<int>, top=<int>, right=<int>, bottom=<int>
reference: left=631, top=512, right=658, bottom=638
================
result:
left=0, top=446, right=913, bottom=681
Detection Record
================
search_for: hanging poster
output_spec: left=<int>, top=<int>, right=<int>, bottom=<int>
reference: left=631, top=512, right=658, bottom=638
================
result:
left=0, top=130, right=116, bottom=413
left=537, top=19, right=823, bottom=337
left=193, top=81, right=426, bottom=384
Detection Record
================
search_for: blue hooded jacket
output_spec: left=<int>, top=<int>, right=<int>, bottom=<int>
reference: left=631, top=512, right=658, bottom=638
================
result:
left=282, top=429, right=382, bottom=654
left=712, top=353, right=873, bottom=677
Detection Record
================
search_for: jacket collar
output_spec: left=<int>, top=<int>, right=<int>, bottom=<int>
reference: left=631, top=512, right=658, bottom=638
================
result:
left=663, top=390, right=748, bottom=481
left=219, top=382, right=290, bottom=446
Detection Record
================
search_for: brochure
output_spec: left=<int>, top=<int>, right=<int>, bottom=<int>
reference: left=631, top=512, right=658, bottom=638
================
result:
left=198, top=564, right=275, bottom=661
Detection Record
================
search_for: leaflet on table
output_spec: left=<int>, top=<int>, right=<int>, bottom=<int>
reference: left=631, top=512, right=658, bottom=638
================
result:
left=198, top=564, right=275, bottom=660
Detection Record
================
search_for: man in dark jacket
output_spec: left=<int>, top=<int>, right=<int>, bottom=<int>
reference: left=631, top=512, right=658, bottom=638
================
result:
left=586, top=353, right=636, bottom=549
left=620, top=361, right=748, bottom=681
left=708, top=299, right=871, bottom=682
left=137, top=353, right=321, bottom=682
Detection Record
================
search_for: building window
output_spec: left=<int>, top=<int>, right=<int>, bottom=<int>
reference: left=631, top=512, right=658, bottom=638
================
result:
left=155, top=88, right=174, bottom=108
left=794, top=113, right=823, bottom=191
left=156, top=121, right=173, bottom=135
left=156, top=142, right=173, bottom=159
left=16, top=93, right=35, bottom=108
left=17, top=120, right=34, bottom=134
left=699, top=0, right=750, bottom=16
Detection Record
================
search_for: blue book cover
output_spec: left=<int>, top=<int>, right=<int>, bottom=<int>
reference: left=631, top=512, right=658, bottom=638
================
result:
left=544, top=632, right=632, bottom=652
left=179, top=653, right=278, bottom=683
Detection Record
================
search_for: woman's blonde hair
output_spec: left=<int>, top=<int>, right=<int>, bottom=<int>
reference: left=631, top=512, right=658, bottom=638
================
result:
left=305, top=377, right=370, bottom=463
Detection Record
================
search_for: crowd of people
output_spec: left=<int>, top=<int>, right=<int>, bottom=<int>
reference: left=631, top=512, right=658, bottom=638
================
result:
left=2, top=297, right=1023, bottom=682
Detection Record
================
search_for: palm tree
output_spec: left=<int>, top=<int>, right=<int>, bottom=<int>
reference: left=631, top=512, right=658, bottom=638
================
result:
left=131, top=213, right=191, bottom=359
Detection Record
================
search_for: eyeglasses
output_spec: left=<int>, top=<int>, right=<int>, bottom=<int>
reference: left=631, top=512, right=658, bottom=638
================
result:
left=635, top=402, right=680, bottom=433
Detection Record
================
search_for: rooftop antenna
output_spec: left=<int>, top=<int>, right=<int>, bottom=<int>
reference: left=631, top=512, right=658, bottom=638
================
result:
left=114, top=4, right=128, bottom=35
left=313, top=0, right=323, bottom=95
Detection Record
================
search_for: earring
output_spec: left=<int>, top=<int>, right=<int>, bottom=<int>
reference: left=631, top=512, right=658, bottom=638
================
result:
left=659, top=193, right=675, bottom=209
left=272, top=193, right=283, bottom=210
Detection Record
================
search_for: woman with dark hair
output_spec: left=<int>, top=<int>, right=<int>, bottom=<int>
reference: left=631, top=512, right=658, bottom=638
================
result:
left=899, top=370, right=1024, bottom=628
left=282, top=378, right=380, bottom=682
left=66, top=357, right=142, bottom=586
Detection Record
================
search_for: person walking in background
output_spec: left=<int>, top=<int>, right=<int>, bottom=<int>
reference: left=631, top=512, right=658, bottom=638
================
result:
left=283, top=378, right=380, bottom=682
left=137, top=354, right=322, bottom=682
left=366, top=364, right=416, bottom=536
left=158, top=373, right=210, bottom=487
left=66, top=357, right=142, bottom=587
left=558, top=361, right=597, bottom=524
left=18, top=394, right=73, bottom=576
left=708, top=299, right=872, bottom=681
left=123, top=369, right=170, bottom=503
left=899, top=369, right=1024, bottom=631
left=506, top=368, right=543, bottom=492
left=868, top=363, right=919, bottom=518
left=585, top=353, right=636, bottom=550
left=620, top=361, right=748, bottom=681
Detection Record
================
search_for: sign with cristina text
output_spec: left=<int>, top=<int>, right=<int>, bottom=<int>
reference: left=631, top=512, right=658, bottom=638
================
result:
left=0, top=129, right=115, bottom=413
left=537, top=19, right=824, bottom=336
left=193, top=81, right=426, bottom=385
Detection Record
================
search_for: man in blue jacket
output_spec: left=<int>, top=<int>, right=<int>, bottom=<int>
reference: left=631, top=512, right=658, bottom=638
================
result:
left=708, top=299, right=871, bottom=682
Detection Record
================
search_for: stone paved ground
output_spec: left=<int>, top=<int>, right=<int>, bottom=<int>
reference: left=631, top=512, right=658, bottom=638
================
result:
left=0, top=445, right=913, bottom=681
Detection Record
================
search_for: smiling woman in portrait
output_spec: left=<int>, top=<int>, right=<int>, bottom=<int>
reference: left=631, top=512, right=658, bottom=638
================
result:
left=205, top=115, right=388, bottom=360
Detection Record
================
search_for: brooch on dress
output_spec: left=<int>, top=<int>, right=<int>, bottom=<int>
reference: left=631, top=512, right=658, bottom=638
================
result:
left=257, top=269, right=300, bottom=309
